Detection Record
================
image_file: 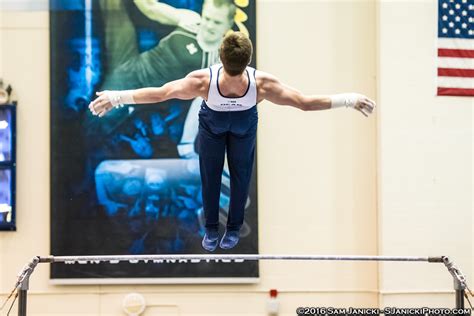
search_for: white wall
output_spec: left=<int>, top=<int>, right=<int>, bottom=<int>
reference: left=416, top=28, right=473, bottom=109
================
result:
left=0, top=0, right=47, bottom=11
left=377, top=0, right=473, bottom=307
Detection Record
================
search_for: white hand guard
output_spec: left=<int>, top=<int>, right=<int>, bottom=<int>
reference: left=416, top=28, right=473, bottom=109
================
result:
left=330, top=93, right=362, bottom=109
left=105, top=90, right=136, bottom=108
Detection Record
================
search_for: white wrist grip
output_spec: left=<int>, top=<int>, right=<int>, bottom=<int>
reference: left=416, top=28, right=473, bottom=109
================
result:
left=330, top=93, right=360, bottom=109
left=107, top=90, right=136, bottom=108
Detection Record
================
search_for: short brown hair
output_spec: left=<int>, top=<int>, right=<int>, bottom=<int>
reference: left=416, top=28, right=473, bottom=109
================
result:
left=219, top=32, right=253, bottom=76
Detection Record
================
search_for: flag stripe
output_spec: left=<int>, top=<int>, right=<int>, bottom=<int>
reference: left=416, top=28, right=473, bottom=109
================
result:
left=438, top=49, right=474, bottom=58
left=438, top=68, right=474, bottom=78
left=437, top=87, right=474, bottom=96
left=437, top=77, right=474, bottom=89
left=438, top=38, right=474, bottom=50
left=437, top=57, right=474, bottom=70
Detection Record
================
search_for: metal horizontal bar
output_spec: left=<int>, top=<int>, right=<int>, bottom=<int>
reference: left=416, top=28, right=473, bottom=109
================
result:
left=37, top=254, right=445, bottom=264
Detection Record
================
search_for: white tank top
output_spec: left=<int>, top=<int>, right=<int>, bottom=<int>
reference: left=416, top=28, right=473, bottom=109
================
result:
left=205, top=64, right=257, bottom=112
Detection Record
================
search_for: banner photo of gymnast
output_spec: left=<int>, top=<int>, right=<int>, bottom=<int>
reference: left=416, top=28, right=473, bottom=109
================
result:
left=50, top=0, right=258, bottom=283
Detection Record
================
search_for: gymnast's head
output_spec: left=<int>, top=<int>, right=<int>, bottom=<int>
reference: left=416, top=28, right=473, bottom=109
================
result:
left=220, top=31, right=253, bottom=76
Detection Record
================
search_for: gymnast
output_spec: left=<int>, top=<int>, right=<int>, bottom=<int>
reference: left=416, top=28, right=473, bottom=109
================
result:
left=89, top=32, right=376, bottom=252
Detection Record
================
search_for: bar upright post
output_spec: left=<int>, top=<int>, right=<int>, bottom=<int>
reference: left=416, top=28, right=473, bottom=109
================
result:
left=16, top=257, right=39, bottom=316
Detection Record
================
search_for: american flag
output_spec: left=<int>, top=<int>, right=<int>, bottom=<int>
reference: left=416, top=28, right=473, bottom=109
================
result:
left=437, top=0, right=474, bottom=96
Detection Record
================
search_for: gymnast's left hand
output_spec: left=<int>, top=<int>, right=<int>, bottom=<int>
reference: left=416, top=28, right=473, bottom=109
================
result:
left=353, top=95, right=376, bottom=117
left=89, top=91, right=114, bottom=117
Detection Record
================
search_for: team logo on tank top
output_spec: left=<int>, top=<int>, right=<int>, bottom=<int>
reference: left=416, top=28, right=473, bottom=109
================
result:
left=206, top=64, right=257, bottom=112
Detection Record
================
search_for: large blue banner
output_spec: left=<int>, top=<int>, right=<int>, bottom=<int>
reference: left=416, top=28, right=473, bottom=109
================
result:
left=50, top=0, right=258, bottom=282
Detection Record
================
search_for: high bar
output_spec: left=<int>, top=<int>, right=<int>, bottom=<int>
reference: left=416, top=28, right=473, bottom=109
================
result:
left=37, top=254, right=445, bottom=264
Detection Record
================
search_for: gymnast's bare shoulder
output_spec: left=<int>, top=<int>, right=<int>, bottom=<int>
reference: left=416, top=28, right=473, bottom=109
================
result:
left=184, top=69, right=210, bottom=99
left=255, top=70, right=278, bottom=103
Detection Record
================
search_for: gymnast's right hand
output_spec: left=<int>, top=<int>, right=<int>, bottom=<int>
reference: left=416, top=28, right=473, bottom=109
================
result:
left=89, top=90, right=135, bottom=117
left=89, top=91, right=114, bottom=117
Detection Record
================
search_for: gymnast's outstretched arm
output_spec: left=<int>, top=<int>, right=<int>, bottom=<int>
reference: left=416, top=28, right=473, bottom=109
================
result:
left=89, top=70, right=208, bottom=117
left=89, top=69, right=376, bottom=117
left=256, top=71, right=375, bottom=117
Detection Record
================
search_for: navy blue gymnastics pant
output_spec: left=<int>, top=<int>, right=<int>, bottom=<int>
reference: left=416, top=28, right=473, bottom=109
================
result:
left=197, top=102, right=258, bottom=232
